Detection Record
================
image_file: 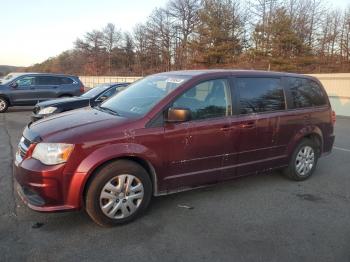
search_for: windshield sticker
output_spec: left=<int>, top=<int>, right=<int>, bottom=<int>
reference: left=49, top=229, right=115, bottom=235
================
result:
left=166, top=78, right=185, bottom=84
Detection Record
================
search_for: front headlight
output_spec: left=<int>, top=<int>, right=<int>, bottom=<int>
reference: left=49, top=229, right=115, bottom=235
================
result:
left=38, top=106, right=57, bottom=115
left=32, top=143, right=74, bottom=165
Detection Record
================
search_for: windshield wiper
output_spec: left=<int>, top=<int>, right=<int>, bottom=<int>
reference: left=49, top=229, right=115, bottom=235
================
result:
left=95, top=106, right=120, bottom=116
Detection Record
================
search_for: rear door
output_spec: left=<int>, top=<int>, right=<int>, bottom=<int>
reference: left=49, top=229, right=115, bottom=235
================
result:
left=33, top=76, right=60, bottom=100
left=233, top=77, right=287, bottom=176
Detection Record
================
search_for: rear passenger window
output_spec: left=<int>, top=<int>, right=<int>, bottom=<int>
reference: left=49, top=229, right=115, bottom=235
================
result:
left=236, top=78, right=285, bottom=114
left=287, top=77, right=327, bottom=108
left=35, top=76, right=74, bottom=85
left=36, top=76, right=61, bottom=85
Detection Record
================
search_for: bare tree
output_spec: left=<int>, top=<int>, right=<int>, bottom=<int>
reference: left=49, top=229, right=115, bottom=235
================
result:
left=168, top=0, right=200, bottom=68
left=250, top=0, right=280, bottom=54
left=103, top=23, right=121, bottom=74
left=75, top=30, right=105, bottom=75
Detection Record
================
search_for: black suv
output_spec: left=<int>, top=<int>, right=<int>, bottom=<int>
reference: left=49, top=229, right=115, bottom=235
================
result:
left=31, top=82, right=129, bottom=121
left=0, top=73, right=84, bottom=112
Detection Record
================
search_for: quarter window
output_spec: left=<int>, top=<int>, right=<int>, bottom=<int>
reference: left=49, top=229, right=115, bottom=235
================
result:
left=61, top=77, right=74, bottom=84
left=287, top=77, right=327, bottom=108
left=237, top=78, right=285, bottom=114
left=173, top=79, right=230, bottom=120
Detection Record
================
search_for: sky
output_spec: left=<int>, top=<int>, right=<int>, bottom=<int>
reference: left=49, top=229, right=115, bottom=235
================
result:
left=0, top=0, right=349, bottom=67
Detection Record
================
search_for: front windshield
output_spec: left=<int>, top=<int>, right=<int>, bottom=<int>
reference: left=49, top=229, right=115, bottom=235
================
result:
left=101, top=74, right=191, bottom=117
left=1, top=73, right=19, bottom=84
left=82, top=84, right=111, bottom=98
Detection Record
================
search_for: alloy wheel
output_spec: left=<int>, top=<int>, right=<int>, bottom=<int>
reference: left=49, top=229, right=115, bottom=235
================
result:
left=99, top=174, right=144, bottom=219
left=295, top=146, right=315, bottom=176
left=0, top=99, right=6, bottom=111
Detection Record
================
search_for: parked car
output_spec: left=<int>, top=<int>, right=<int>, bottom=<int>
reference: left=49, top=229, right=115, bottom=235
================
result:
left=0, top=73, right=84, bottom=113
left=14, top=70, right=335, bottom=226
left=31, top=82, right=130, bottom=121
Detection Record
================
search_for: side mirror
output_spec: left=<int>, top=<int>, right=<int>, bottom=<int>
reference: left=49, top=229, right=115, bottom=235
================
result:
left=10, top=82, right=18, bottom=88
left=166, top=107, right=191, bottom=123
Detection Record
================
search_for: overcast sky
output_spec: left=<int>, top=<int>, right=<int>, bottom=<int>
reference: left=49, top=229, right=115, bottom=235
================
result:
left=0, top=0, right=349, bottom=67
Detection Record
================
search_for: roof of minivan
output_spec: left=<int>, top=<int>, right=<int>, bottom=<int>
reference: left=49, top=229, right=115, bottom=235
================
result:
left=156, top=69, right=314, bottom=79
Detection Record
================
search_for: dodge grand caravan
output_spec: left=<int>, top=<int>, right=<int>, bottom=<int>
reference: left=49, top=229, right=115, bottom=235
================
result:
left=14, top=70, right=335, bottom=226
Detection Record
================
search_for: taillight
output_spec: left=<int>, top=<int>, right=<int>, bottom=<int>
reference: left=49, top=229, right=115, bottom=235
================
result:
left=80, top=85, right=85, bottom=93
left=332, top=110, right=336, bottom=126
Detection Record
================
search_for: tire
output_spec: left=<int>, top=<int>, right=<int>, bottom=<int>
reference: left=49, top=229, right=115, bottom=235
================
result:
left=85, top=160, right=152, bottom=226
left=284, top=138, right=319, bottom=181
left=0, top=97, right=9, bottom=113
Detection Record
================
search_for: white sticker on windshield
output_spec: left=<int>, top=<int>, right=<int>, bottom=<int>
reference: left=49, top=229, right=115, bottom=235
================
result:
left=166, top=78, right=185, bottom=84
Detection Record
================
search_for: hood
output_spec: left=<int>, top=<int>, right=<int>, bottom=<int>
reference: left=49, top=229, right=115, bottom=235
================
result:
left=28, top=107, right=133, bottom=143
left=36, top=96, right=87, bottom=107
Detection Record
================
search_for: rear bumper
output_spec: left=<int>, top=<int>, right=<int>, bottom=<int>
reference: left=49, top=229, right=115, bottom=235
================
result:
left=13, top=158, right=80, bottom=212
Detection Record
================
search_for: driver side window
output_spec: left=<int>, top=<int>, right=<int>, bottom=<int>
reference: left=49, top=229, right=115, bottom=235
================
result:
left=98, top=87, right=117, bottom=101
left=16, top=76, right=35, bottom=87
left=173, top=79, right=231, bottom=121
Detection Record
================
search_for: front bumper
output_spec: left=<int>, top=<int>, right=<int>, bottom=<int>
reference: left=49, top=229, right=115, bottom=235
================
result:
left=13, top=158, right=78, bottom=212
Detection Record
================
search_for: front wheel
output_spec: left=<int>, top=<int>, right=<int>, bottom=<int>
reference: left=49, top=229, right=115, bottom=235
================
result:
left=85, top=160, right=152, bottom=226
left=0, top=97, right=9, bottom=113
left=284, top=139, right=319, bottom=181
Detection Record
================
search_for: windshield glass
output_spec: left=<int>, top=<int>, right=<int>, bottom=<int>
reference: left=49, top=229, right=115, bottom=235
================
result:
left=82, top=84, right=111, bottom=98
left=1, top=73, right=20, bottom=84
left=101, top=75, right=191, bottom=117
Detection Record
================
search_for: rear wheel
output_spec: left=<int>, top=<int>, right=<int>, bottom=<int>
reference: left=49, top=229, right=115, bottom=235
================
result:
left=0, top=97, right=9, bottom=113
left=284, top=139, right=319, bottom=181
left=85, top=160, right=152, bottom=226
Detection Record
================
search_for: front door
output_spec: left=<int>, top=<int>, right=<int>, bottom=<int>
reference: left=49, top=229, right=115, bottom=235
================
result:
left=163, top=78, right=233, bottom=190
left=10, top=76, right=37, bottom=105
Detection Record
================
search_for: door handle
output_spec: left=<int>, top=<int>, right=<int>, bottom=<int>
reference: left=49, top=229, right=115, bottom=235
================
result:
left=239, top=121, right=255, bottom=129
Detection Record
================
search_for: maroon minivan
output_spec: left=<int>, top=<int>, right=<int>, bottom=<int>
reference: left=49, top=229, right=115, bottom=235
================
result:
left=14, top=70, right=335, bottom=226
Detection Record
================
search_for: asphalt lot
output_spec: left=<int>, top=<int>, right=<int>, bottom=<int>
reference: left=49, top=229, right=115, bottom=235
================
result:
left=1, top=107, right=350, bottom=262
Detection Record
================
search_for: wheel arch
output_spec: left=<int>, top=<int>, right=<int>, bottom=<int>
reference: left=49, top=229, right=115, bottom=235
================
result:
left=81, top=156, right=160, bottom=204
left=0, top=94, right=11, bottom=106
left=303, top=133, right=323, bottom=156
left=288, top=125, right=324, bottom=157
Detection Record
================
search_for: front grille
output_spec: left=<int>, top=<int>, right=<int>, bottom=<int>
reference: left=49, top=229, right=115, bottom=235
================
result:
left=18, top=136, right=31, bottom=159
